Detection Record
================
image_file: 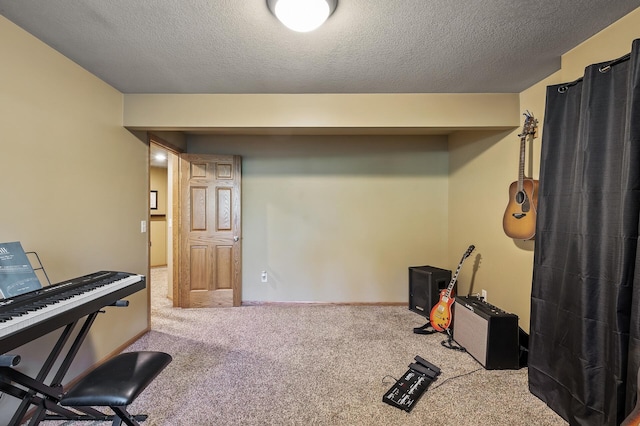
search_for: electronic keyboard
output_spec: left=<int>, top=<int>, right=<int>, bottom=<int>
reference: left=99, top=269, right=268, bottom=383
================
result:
left=0, top=271, right=145, bottom=353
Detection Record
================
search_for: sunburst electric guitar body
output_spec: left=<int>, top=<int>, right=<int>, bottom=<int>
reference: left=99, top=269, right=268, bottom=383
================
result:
left=621, top=367, right=640, bottom=425
left=429, top=245, right=475, bottom=332
left=503, top=112, right=539, bottom=240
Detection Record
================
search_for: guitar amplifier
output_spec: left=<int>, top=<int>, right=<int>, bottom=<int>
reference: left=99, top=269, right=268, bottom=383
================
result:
left=408, top=266, right=451, bottom=318
left=453, top=296, right=520, bottom=370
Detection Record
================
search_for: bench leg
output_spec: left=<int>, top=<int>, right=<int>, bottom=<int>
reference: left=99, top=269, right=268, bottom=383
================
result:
left=111, top=406, right=140, bottom=426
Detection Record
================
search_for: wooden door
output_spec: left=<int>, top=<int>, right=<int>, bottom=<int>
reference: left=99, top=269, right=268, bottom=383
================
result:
left=178, top=154, right=241, bottom=308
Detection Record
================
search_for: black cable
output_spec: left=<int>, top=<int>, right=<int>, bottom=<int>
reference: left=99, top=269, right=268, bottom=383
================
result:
left=429, top=367, right=483, bottom=390
left=381, top=375, right=398, bottom=384
left=440, top=329, right=466, bottom=351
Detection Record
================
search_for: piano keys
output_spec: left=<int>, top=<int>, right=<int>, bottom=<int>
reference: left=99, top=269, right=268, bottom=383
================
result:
left=0, top=271, right=145, bottom=353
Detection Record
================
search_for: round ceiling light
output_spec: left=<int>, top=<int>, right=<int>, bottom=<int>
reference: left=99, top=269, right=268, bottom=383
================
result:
left=267, top=0, right=338, bottom=33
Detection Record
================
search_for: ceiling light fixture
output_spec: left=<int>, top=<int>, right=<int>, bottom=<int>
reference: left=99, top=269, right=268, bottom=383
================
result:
left=267, top=0, right=338, bottom=33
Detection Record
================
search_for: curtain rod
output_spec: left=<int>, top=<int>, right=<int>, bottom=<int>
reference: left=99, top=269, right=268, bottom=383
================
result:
left=557, top=51, right=632, bottom=93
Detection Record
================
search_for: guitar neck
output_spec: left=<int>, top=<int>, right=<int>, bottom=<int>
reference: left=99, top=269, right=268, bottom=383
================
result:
left=443, top=245, right=475, bottom=298
left=517, top=112, right=537, bottom=190
left=517, top=135, right=526, bottom=191
left=444, top=259, right=465, bottom=298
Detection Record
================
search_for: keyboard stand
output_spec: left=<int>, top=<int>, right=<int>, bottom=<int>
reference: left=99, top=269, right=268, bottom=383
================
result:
left=0, top=251, right=91, bottom=425
left=0, top=309, right=106, bottom=425
left=0, top=302, right=147, bottom=426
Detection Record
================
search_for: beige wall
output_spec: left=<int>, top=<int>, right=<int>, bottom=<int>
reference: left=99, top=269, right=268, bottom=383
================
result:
left=189, top=135, right=450, bottom=303
left=150, top=166, right=168, bottom=266
left=150, top=166, right=168, bottom=215
left=0, top=15, right=149, bottom=416
left=447, top=76, right=555, bottom=330
left=124, top=93, right=520, bottom=130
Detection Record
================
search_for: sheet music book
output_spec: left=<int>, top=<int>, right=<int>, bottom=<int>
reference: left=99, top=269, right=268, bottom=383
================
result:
left=0, top=241, right=42, bottom=299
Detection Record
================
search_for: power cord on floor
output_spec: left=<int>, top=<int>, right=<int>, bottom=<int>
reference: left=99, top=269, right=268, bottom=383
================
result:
left=381, top=374, right=398, bottom=384
left=429, top=367, right=483, bottom=390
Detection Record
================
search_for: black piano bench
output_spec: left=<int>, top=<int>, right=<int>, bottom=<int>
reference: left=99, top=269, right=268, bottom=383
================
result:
left=59, top=351, right=172, bottom=426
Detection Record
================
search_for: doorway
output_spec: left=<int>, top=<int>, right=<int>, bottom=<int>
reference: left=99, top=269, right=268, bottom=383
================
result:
left=149, top=142, right=178, bottom=303
left=148, top=140, right=242, bottom=309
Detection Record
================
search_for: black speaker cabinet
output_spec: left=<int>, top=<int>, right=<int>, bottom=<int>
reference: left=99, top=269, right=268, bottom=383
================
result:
left=453, top=296, right=520, bottom=370
left=408, top=266, right=451, bottom=318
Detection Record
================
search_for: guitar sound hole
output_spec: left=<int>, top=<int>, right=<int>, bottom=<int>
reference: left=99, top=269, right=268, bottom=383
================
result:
left=516, top=191, right=526, bottom=204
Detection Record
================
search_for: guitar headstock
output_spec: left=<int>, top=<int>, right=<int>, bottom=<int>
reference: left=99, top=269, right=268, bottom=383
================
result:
left=463, top=245, right=475, bottom=260
left=520, top=111, right=539, bottom=138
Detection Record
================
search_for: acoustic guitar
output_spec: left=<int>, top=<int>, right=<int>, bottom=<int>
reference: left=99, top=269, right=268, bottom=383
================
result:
left=503, top=112, right=539, bottom=240
left=429, top=245, right=475, bottom=332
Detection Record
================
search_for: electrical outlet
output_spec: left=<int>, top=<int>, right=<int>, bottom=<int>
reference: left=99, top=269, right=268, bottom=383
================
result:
left=261, top=271, right=268, bottom=283
left=481, top=289, right=488, bottom=302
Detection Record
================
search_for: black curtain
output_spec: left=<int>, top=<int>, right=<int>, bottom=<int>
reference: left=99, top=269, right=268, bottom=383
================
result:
left=529, top=39, right=640, bottom=425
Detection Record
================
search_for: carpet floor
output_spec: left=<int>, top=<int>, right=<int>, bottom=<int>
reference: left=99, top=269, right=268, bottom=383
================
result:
left=38, top=267, right=567, bottom=425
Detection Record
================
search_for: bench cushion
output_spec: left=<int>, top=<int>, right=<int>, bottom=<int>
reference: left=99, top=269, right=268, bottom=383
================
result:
left=61, top=351, right=172, bottom=407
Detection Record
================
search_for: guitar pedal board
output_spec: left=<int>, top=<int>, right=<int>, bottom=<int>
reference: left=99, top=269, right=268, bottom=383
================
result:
left=383, top=356, right=441, bottom=412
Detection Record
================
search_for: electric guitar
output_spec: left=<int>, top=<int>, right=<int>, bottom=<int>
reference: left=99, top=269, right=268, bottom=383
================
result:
left=621, top=367, right=640, bottom=425
left=429, top=245, right=475, bottom=332
left=503, top=112, right=539, bottom=240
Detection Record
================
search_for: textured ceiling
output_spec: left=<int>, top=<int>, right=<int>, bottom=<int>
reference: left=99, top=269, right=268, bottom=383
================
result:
left=1, top=1, right=639, bottom=94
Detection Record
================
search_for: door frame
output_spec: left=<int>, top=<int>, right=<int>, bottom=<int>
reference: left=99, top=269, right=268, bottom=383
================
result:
left=147, top=133, right=242, bottom=308
left=147, top=134, right=183, bottom=307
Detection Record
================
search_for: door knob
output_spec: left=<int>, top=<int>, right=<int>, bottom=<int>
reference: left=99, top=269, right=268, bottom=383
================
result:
left=233, top=236, right=239, bottom=242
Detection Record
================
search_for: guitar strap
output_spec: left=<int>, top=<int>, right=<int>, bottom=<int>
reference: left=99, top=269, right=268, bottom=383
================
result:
left=413, top=322, right=438, bottom=335
left=441, top=329, right=466, bottom=352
